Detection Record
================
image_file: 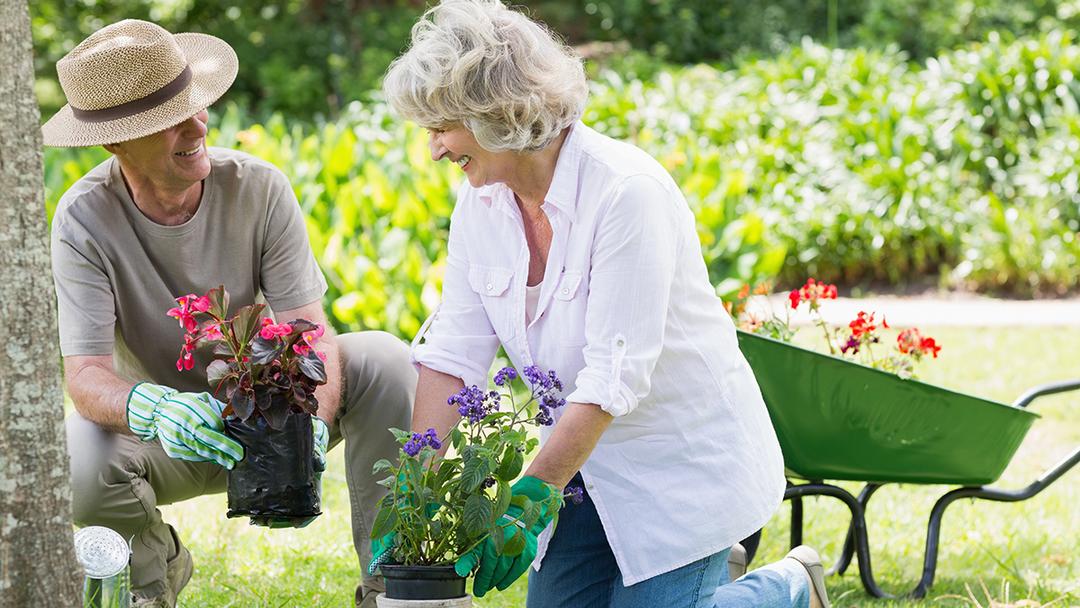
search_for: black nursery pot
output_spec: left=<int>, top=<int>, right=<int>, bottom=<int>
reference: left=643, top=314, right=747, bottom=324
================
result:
left=224, top=405, right=321, bottom=521
left=380, top=565, right=467, bottom=600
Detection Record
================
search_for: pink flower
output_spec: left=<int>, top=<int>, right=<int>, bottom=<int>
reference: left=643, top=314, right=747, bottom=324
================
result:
left=190, top=296, right=211, bottom=313
left=202, top=323, right=224, bottom=342
left=175, top=333, right=198, bottom=371
left=293, top=342, right=312, bottom=357
left=167, top=294, right=200, bottom=333
left=259, top=318, right=292, bottom=340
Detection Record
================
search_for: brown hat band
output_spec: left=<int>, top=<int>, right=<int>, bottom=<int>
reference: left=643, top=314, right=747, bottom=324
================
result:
left=70, top=66, right=193, bottom=124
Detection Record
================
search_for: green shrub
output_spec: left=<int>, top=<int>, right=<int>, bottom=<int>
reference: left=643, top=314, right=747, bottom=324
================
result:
left=44, top=33, right=1080, bottom=340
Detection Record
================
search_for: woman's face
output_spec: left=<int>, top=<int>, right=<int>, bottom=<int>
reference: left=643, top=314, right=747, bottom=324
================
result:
left=427, top=125, right=514, bottom=188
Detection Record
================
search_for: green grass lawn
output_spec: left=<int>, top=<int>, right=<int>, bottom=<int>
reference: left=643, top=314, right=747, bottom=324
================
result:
left=166, top=326, right=1080, bottom=607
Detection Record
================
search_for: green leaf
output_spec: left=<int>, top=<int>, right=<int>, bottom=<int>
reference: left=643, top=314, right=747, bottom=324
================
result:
left=372, top=459, right=394, bottom=475
left=389, top=428, right=411, bottom=443
left=231, top=304, right=267, bottom=345
left=493, top=480, right=511, bottom=521
left=463, top=494, right=493, bottom=536
left=495, top=448, right=524, bottom=482
left=207, top=285, right=229, bottom=319
left=370, top=503, right=398, bottom=539
left=451, top=428, right=465, bottom=453
left=502, top=528, right=526, bottom=557
left=491, top=523, right=505, bottom=556
left=522, top=499, right=542, bottom=530
left=460, top=451, right=491, bottom=493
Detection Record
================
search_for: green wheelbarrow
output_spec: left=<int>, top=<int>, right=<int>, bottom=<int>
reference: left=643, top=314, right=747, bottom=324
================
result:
left=736, top=330, right=1080, bottom=599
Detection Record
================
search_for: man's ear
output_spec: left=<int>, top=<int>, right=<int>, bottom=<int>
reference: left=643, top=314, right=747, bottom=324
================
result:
left=102, top=143, right=120, bottom=155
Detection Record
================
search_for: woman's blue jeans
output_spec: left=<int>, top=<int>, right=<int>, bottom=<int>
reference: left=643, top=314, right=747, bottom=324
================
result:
left=527, top=476, right=810, bottom=608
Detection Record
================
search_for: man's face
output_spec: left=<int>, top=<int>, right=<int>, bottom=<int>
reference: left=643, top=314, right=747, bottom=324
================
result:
left=108, top=110, right=211, bottom=189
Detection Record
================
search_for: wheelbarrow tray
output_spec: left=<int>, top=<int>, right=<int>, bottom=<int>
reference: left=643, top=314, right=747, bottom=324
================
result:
left=737, top=330, right=1039, bottom=485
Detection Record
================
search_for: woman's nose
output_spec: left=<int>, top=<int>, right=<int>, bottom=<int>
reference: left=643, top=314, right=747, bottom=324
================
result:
left=429, top=133, right=447, bottom=162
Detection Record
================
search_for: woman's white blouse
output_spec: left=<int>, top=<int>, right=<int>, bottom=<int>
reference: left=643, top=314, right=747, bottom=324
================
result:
left=411, top=122, right=785, bottom=585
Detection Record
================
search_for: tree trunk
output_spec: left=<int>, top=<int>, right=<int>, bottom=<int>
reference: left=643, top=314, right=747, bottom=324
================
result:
left=0, top=1, right=83, bottom=606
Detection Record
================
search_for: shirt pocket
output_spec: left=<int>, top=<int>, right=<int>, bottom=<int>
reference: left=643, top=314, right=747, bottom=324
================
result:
left=467, top=263, right=516, bottom=339
left=552, top=271, right=587, bottom=347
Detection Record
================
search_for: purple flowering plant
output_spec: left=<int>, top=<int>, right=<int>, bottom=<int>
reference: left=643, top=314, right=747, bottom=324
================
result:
left=369, top=365, right=578, bottom=566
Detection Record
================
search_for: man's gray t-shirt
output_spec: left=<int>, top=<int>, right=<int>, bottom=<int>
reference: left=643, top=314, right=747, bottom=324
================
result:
left=51, top=147, right=327, bottom=393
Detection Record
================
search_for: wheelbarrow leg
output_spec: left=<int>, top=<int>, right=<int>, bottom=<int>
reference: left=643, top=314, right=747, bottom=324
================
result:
left=785, top=482, right=895, bottom=599
left=833, top=483, right=883, bottom=577
left=914, top=446, right=1080, bottom=598
left=790, top=497, right=803, bottom=548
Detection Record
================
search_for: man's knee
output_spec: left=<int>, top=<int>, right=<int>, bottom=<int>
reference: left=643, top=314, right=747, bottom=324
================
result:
left=66, top=413, right=114, bottom=525
left=338, top=331, right=417, bottom=395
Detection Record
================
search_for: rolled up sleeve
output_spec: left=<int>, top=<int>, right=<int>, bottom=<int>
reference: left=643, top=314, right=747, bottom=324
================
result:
left=411, top=201, right=500, bottom=389
left=567, top=175, right=679, bottom=417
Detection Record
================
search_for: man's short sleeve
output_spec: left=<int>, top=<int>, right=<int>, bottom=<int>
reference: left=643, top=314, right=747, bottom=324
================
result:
left=258, top=170, right=327, bottom=312
left=51, top=217, right=116, bottom=356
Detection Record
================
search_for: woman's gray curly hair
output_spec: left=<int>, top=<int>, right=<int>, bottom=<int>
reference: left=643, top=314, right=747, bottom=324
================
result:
left=383, top=0, right=588, bottom=152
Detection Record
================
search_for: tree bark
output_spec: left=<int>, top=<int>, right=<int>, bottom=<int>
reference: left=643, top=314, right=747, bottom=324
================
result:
left=0, top=1, right=83, bottom=606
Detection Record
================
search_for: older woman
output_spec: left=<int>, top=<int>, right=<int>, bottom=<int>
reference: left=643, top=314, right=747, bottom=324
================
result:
left=377, top=1, right=830, bottom=606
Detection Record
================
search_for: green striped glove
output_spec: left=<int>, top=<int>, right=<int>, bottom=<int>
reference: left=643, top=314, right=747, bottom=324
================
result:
left=126, top=382, right=244, bottom=469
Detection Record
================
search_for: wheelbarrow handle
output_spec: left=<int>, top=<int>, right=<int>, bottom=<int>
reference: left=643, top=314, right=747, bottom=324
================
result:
left=1012, top=379, right=1080, bottom=408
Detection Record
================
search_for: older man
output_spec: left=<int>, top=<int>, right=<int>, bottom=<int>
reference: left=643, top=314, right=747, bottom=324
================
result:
left=42, top=20, right=412, bottom=608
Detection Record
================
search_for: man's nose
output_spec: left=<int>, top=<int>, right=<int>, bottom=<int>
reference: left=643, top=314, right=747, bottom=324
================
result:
left=179, top=113, right=208, bottom=138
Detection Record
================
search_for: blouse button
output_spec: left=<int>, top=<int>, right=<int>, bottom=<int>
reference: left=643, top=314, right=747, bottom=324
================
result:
left=486, top=283, right=493, bottom=291
left=616, top=338, right=625, bottom=347
left=561, top=288, right=570, bottom=295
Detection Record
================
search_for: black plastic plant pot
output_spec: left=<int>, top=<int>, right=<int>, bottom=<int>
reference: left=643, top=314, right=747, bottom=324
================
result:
left=381, top=565, right=467, bottom=600
left=224, top=405, right=321, bottom=523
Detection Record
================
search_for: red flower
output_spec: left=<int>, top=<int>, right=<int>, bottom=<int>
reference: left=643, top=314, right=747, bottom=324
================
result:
left=897, top=328, right=942, bottom=358
left=789, top=278, right=838, bottom=311
left=849, top=311, right=875, bottom=337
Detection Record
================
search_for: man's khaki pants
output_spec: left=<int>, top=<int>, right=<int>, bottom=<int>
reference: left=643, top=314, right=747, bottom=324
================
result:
left=66, top=331, right=416, bottom=606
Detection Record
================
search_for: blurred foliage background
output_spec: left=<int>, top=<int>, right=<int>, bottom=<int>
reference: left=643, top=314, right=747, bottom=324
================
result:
left=34, top=1, right=1080, bottom=337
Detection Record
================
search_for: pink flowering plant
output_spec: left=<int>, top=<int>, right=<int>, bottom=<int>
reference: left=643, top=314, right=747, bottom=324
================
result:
left=370, top=365, right=580, bottom=567
left=730, top=278, right=942, bottom=379
left=167, top=285, right=327, bottom=429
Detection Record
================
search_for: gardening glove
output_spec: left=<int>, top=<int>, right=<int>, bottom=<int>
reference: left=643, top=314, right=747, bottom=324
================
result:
left=126, top=382, right=244, bottom=469
left=368, top=471, right=441, bottom=575
left=249, top=416, right=330, bottom=529
left=455, top=476, right=555, bottom=597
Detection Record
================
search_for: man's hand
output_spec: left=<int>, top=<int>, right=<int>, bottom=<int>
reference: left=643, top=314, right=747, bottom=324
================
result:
left=126, top=382, right=244, bottom=469
left=454, top=476, right=556, bottom=597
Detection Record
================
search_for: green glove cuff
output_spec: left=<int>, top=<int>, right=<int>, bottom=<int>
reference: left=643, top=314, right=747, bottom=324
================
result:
left=126, top=382, right=174, bottom=440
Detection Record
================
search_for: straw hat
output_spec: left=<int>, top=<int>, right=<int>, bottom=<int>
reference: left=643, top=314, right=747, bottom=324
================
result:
left=41, top=20, right=238, bottom=147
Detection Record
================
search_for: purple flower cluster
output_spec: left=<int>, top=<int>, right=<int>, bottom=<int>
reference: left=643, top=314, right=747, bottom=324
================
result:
left=493, top=366, right=518, bottom=386
left=523, top=365, right=563, bottom=394
left=564, top=485, right=585, bottom=505
left=448, top=385, right=500, bottom=424
left=536, top=393, right=567, bottom=426
left=402, top=428, right=441, bottom=457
